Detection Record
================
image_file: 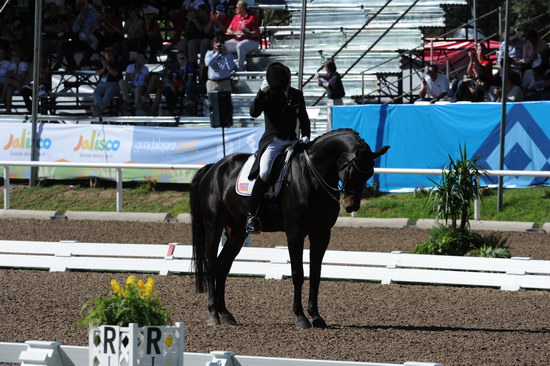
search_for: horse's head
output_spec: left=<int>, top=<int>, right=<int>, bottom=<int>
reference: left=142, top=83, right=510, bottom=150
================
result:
left=337, top=145, right=390, bottom=212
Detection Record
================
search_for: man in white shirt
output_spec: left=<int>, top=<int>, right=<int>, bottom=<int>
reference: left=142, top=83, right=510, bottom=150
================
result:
left=119, top=53, right=150, bottom=115
left=205, top=35, right=235, bottom=92
left=418, top=63, right=449, bottom=103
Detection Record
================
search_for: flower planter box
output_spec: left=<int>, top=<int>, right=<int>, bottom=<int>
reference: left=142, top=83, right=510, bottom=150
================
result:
left=89, top=322, right=184, bottom=366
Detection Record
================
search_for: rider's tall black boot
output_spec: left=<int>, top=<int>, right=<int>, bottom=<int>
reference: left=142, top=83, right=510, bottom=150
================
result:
left=246, top=178, right=267, bottom=234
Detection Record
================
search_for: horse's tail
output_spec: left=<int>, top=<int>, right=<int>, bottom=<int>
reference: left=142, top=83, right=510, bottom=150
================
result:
left=190, top=163, right=213, bottom=293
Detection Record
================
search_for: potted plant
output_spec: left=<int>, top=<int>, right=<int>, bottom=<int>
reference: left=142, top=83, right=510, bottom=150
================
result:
left=78, top=275, right=184, bottom=366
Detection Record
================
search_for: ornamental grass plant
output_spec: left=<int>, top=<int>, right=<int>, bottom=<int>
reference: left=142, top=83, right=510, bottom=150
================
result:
left=415, top=145, right=510, bottom=258
left=78, top=275, right=172, bottom=327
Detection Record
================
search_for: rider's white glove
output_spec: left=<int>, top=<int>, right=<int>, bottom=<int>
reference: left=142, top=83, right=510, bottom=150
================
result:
left=260, top=78, right=270, bottom=93
left=300, top=136, right=310, bottom=144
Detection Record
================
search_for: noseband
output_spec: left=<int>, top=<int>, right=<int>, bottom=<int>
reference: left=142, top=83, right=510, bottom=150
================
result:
left=303, top=150, right=370, bottom=203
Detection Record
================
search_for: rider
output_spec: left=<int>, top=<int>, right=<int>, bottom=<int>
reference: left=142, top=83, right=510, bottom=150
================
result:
left=246, top=62, right=311, bottom=234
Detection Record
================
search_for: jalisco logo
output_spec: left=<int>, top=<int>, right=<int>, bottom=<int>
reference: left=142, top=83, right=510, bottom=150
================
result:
left=73, top=130, right=121, bottom=151
left=3, top=128, right=52, bottom=150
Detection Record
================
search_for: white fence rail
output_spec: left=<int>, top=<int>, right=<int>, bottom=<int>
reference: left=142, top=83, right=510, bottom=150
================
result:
left=2, top=161, right=550, bottom=216
left=1, top=240, right=549, bottom=291
left=0, top=341, right=443, bottom=366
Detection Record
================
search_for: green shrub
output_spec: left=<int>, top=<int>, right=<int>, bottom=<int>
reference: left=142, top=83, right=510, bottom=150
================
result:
left=414, top=226, right=510, bottom=258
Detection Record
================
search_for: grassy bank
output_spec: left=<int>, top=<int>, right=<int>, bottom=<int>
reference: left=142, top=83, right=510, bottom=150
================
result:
left=2, top=183, right=550, bottom=226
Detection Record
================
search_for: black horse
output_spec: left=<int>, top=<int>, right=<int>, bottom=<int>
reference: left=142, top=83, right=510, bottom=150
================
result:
left=190, top=128, right=389, bottom=328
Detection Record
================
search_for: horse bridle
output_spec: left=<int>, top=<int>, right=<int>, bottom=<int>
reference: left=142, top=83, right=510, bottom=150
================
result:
left=303, top=150, right=371, bottom=203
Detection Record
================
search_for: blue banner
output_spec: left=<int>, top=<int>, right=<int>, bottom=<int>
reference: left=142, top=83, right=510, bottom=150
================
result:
left=332, top=101, right=550, bottom=192
left=131, top=127, right=261, bottom=164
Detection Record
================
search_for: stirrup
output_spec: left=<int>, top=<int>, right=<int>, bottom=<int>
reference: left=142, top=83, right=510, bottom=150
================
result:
left=245, top=215, right=261, bottom=234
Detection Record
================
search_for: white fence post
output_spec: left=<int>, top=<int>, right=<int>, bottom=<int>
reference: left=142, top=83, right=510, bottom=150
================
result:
left=116, top=167, right=122, bottom=212
left=3, top=166, right=9, bottom=209
left=19, top=341, right=63, bottom=366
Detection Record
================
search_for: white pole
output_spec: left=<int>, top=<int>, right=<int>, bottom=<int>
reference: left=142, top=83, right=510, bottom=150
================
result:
left=3, top=166, right=9, bottom=210
left=116, top=168, right=122, bottom=212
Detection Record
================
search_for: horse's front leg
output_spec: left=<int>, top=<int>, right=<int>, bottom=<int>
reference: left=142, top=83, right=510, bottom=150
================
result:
left=286, top=229, right=311, bottom=329
left=307, top=229, right=331, bottom=328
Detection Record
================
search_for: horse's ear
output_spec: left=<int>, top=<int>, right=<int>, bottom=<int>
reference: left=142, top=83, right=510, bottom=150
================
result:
left=373, top=145, right=390, bottom=158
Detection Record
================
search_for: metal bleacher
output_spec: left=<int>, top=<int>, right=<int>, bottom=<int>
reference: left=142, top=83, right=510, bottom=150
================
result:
left=228, top=0, right=467, bottom=133
left=7, top=0, right=467, bottom=134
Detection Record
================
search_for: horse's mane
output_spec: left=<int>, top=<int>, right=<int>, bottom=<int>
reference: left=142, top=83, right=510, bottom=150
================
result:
left=310, top=128, right=367, bottom=148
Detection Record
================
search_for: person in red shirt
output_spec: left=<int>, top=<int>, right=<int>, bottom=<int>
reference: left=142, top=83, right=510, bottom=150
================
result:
left=224, top=1, right=260, bottom=71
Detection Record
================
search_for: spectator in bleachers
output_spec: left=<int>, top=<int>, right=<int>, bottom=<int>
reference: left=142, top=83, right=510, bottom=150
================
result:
left=178, top=5, right=213, bottom=67
left=317, top=59, right=345, bottom=130
left=0, top=48, right=10, bottom=98
left=91, top=47, right=122, bottom=116
left=119, top=53, right=150, bottom=115
left=171, top=51, right=203, bottom=114
left=0, top=49, right=30, bottom=114
left=418, top=63, right=449, bottom=103
left=521, top=29, right=549, bottom=70
left=497, top=28, right=524, bottom=69
left=43, top=2, right=70, bottom=70
left=62, top=0, right=100, bottom=71
left=524, top=66, right=550, bottom=101
left=467, top=42, right=493, bottom=83
left=93, top=5, right=124, bottom=53
left=146, top=57, right=176, bottom=115
left=20, top=56, right=52, bottom=114
left=142, top=5, right=163, bottom=63
left=210, top=4, right=231, bottom=37
left=205, top=35, right=234, bottom=92
left=487, top=71, right=523, bottom=102
left=120, top=7, right=145, bottom=67
left=224, top=0, right=260, bottom=71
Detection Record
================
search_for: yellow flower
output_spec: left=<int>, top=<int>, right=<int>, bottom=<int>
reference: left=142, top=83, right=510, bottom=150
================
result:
left=126, top=275, right=136, bottom=286
left=111, top=280, right=122, bottom=296
left=143, top=278, right=154, bottom=297
left=165, top=335, right=173, bottom=347
left=137, top=279, right=145, bottom=289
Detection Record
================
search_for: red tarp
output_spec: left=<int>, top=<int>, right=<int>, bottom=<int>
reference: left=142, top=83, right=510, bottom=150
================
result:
left=423, top=39, right=500, bottom=66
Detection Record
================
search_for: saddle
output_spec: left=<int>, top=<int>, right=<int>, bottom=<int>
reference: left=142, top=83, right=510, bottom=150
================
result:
left=236, top=142, right=298, bottom=198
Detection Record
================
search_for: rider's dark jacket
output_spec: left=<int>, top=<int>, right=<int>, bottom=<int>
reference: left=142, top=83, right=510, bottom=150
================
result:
left=248, top=87, right=311, bottom=179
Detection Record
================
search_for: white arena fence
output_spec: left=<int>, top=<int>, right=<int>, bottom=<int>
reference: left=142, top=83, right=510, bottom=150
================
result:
left=1, top=240, right=549, bottom=291
left=2, top=161, right=550, bottom=218
left=0, top=341, right=443, bottom=366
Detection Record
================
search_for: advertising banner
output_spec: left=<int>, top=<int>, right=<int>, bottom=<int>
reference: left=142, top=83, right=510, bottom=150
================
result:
left=0, top=124, right=262, bottom=183
left=333, top=101, right=550, bottom=192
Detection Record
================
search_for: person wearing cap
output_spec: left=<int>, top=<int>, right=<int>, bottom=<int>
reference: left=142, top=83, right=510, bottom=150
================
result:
left=205, top=35, right=234, bottom=92
left=224, top=0, right=260, bottom=71
left=245, top=62, right=311, bottom=234
left=119, top=53, right=150, bottom=115
left=92, top=47, right=122, bottom=116
left=497, top=28, right=524, bottom=68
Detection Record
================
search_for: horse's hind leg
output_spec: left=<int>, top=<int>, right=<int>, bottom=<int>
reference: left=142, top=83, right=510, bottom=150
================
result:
left=205, top=224, right=224, bottom=326
left=307, top=229, right=331, bottom=328
left=215, top=225, right=248, bottom=325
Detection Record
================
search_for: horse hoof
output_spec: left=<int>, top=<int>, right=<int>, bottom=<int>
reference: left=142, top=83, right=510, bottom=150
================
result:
left=220, top=312, right=237, bottom=325
left=207, top=317, right=221, bottom=326
left=296, top=317, right=312, bottom=329
left=312, top=317, right=327, bottom=328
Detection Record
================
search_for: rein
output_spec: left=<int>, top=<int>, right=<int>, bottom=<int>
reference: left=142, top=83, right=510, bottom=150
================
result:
left=303, top=149, right=341, bottom=203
